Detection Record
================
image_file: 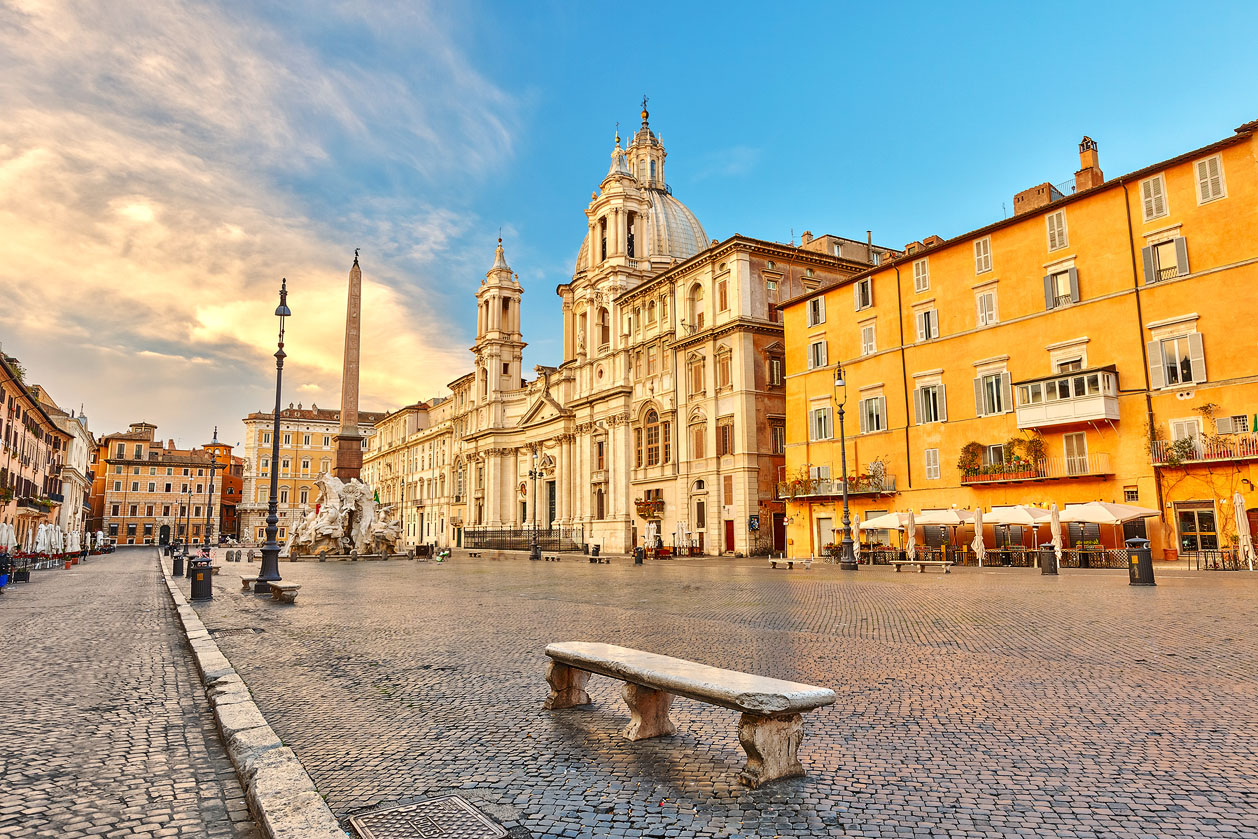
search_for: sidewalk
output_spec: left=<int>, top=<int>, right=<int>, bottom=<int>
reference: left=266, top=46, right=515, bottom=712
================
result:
left=0, top=546, right=260, bottom=839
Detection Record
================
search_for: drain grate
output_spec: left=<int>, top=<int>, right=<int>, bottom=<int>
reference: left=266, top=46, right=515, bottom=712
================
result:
left=349, top=795, right=507, bottom=839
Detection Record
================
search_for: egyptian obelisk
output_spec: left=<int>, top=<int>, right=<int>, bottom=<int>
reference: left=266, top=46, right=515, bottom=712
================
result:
left=332, top=250, right=363, bottom=480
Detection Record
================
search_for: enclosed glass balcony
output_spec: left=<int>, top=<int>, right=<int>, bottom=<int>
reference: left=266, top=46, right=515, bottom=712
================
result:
left=1015, top=366, right=1119, bottom=429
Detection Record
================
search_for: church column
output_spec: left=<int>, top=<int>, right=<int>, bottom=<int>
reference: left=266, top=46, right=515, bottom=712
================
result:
left=484, top=451, right=500, bottom=527
left=611, top=209, right=623, bottom=256
left=559, top=436, right=573, bottom=525
left=588, top=223, right=598, bottom=271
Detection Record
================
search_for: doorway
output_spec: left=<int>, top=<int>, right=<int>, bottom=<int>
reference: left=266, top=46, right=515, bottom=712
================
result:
left=723, top=519, right=735, bottom=553
left=1176, top=503, right=1218, bottom=552
left=547, top=481, right=556, bottom=529
left=772, top=513, right=786, bottom=552
left=159, top=524, right=170, bottom=545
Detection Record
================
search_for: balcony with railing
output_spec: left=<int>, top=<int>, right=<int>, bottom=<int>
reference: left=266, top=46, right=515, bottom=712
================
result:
left=1015, top=367, right=1119, bottom=429
left=961, top=453, right=1112, bottom=485
left=1151, top=434, right=1258, bottom=466
left=778, top=474, right=897, bottom=500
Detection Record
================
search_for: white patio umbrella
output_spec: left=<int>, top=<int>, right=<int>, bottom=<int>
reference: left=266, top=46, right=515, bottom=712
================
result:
left=1234, top=492, right=1255, bottom=572
left=96, top=530, right=105, bottom=548
left=1060, top=501, right=1161, bottom=525
left=904, top=509, right=917, bottom=562
left=972, top=508, right=986, bottom=568
left=852, top=514, right=862, bottom=564
left=859, top=511, right=913, bottom=530
left=1, top=522, right=12, bottom=551
left=1050, top=503, right=1063, bottom=565
left=915, top=508, right=974, bottom=526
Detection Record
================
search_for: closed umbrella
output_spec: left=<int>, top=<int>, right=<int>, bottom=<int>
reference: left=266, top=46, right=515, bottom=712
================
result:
left=905, top=509, right=917, bottom=562
left=1234, top=492, right=1254, bottom=572
left=1050, top=503, right=1063, bottom=566
left=852, top=514, right=862, bottom=564
left=972, top=508, right=986, bottom=568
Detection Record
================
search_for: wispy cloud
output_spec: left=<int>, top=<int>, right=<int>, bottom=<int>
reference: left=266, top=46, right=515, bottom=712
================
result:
left=0, top=0, right=515, bottom=442
left=691, top=144, right=762, bottom=181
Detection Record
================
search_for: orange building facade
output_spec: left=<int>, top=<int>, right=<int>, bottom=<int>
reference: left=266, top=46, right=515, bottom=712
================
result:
left=781, top=120, right=1258, bottom=561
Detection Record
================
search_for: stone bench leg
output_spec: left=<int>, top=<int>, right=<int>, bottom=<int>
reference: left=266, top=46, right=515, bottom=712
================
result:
left=544, top=662, right=591, bottom=709
left=620, top=683, right=676, bottom=741
left=737, top=712, right=804, bottom=788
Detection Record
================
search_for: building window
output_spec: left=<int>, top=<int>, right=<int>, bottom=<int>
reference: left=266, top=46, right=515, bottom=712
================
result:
left=116, top=444, right=125, bottom=458
left=1195, top=154, right=1226, bottom=203
left=299, top=488, right=309, bottom=504
left=1123, top=487, right=1139, bottom=503
left=1043, top=268, right=1079, bottom=309
left=915, top=309, right=938, bottom=342
left=768, top=356, right=784, bottom=386
left=113, top=480, right=121, bottom=491
left=688, top=285, right=706, bottom=330
left=642, top=410, right=668, bottom=466
left=975, top=372, right=1012, bottom=416
left=716, top=350, right=732, bottom=389
left=162, top=505, right=170, bottom=516
left=147, top=482, right=155, bottom=492
left=647, top=301, right=657, bottom=324
left=323, top=436, right=330, bottom=447
left=771, top=422, right=785, bottom=455
left=717, top=418, right=735, bottom=455
left=1152, top=333, right=1206, bottom=387
left=1046, top=210, right=1068, bottom=251
left=861, top=324, right=876, bottom=356
left=810, top=407, right=832, bottom=441
left=974, top=237, right=992, bottom=273
left=913, top=259, right=929, bottom=292
left=1064, top=432, right=1089, bottom=475
left=111, top=503, right=120, bottom=516
left=131, top=481, right=139, bottom=491
left=1140, top=174, right=1168, bottom=221
left=1142, top=237, right=1189, bottom=283
left=806, top=297, right=825, bottom=326
left=689, top=356, right=705, bottom=393
left=853, top=278, right=872, bottom=310
left=976, top=290, right=998, bottom=326
left=690, top=424, right=705, bottom=459
left=924, top=448, right=940, bottom=480
left=807, top=340, right=828, bottom=370
left=633, top=351, right=643, bottom=379
left=717, top=279, right=729, bottom=311
left=914, top=384, right=947, bottom=424
left=859, top=397, right=887, bottom=434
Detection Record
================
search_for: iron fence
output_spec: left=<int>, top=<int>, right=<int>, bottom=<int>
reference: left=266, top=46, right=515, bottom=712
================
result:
left=464, top=525, right=585, bottom=552
left=1188, top=548, right=1251, bottom=571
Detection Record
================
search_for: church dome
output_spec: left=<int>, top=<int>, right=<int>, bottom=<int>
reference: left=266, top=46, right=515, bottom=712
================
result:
left=573, top=188, right=706, bottom=275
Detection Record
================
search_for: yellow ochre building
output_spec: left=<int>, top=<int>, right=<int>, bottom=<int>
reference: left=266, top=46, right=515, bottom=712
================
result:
left=781, top=119, right=1258, bottom=562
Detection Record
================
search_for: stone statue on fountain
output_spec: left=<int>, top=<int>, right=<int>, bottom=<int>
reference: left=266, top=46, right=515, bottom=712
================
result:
left=283, top=473, right=402, bottom=557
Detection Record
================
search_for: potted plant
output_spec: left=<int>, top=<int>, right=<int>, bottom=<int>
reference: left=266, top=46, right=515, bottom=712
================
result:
left=1023, top=432, right=1047, bottom=475
left=957, top=441, right=984, bottom=479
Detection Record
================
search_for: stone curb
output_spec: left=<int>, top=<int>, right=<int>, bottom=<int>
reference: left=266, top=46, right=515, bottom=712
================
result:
left=159, top=556, right=348, bottom=839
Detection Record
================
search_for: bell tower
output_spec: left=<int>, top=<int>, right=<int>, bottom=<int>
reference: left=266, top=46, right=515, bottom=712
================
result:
left=473, top=239, right=526, bottom=413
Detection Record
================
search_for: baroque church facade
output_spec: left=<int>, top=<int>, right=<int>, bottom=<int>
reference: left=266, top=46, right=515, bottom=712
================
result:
left=364, top=108, right=886, bottom=555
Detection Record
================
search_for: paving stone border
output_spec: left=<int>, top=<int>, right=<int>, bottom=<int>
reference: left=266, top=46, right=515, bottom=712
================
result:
left=160, top=557, right=347, bottom=839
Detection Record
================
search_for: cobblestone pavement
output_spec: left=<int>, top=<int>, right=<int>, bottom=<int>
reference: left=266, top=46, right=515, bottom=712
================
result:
left=0, top=547, right=260, bottom=839
left=195, top=556, right=1258, bottom=838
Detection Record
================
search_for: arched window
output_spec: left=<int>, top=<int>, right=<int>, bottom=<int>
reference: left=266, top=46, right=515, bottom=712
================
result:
left=689, top=284, right=706, bottom=330
left=600, top=217, right=608, bottom=261
left=637, top=409, right=671, bottom=467
left=650, top=159, right=656, bottom=181
left=598, top=308, right=610, bottom=346
left=647, top=301, right=656, bottom=323
left=692, top=479, right=706, bottom=492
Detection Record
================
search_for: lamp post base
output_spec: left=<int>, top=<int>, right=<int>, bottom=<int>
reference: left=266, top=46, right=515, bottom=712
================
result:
left=839, top=542, right=858, bottom=571
left=839, top=560, right=859, bottom=571
left=529, top=543, right=541, bottom=561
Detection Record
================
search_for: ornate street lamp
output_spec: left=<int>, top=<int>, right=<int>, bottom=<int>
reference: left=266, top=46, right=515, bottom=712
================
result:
left=528, top=450, right=542, bottom=561
left=835, top=363, right=857, bottom=571
left=256, top=280, right=289, bottom=593
left=202, top=427, right=219, bottom=553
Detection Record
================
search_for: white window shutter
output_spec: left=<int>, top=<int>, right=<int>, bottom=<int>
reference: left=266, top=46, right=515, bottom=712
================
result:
left=877, top=397, right=887, bottom=430
left=938, top=384, right=948, bottom=422
left=1187, top=332, right=1206, bottom=383
left=930, top=311, right=940, bottom=339
left=973, top=377, right=984, bottom=416
left=820, top=342, right=828, bottom=367
left=916, top=313, right=925, bottom=342
left=1147, top=340, right=1165, bottom=389
left=1141, top=179, right=1154, bottom=220
left=1174, top=237, right=1189, bottom=276
left=1141, top=246, right=1155, bottom=284
left=854, top=284, right=860, bottom=310
left=1152, top=177, right=1166, bottom=217
left=818, top=297, right=825, bottom=323
left=913, top=388, right=923, bottom=425
left=1000, top=372, right=1013, bottom=412
left=858, top=401, right=867, bottom=434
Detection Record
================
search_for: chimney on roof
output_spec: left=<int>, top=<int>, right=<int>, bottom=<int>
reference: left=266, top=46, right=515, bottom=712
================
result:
left=800, top=230, right=813, bottom=246
left=1075, top=136, right=1103, bottom=193
left=168, top=439, right=176, bottom=450
left=1013, top=183, right=1065, bottom=216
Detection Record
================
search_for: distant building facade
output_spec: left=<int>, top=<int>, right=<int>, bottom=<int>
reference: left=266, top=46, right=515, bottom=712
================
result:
left=0, top=355, right=72, bottom=548
left=362, top=110, right=889, bottom=554
left=237, top=404, right=383, bottom=543
left=780, top=120, right=1258, bottom=560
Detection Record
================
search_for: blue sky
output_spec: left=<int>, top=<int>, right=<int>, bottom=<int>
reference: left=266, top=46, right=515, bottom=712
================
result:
left=1, top=0, right=1255, bottom=447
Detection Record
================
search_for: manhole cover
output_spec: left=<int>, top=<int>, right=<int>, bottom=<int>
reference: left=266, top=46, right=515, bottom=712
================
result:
left=349, top=795, right=507, bottom=839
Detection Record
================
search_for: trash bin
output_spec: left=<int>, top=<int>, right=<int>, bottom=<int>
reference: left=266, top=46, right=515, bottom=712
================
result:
left=172, top=552, right=184, bottom=577
left=634, top=546, right=644, bottom=565
left=1125, top=537, right=1155, bottom=586
left=1039, top=545, right=1058, bottom=575
left=190, top=558, right=213, bottom=601
left=590, top=545, right=600, bottom=558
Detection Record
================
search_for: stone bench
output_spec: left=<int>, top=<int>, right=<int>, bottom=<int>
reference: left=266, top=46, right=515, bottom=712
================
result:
left=543, top=641, right=835, bottom=788
left=211, top=565, right=221, bottom=576
left=269, top=582, right=301, bottom=603
left=893, top=560, right=954, bottom=573
left=769, top=559, right=812, bottom=570
left=468, top=552, right=481, bottom=558
left=588, top=556, right=610, bottom=564
left=240, top=575, right=259, bottom=592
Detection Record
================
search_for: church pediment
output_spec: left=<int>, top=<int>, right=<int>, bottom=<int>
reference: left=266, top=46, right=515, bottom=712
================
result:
left=519, top=392, right=571, bottom=427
